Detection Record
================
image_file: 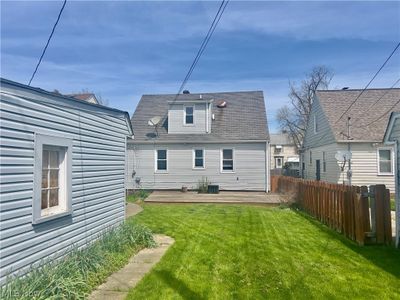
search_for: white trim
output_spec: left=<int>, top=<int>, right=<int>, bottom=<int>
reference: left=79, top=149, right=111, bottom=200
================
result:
left=129, top=139, right=268, bottom=145
left=220, top=148, right=235, bottom=173
left=192, top=148, right=206, bottom=169
left=33, top=134, right=72, bottom=224
left=183, top=104, right=195, bottom=126
left=154, top=148, right=168, bottom=173
left=377, top=147, right=394, bottom=176
left=313, top=115, right=318, bottom=134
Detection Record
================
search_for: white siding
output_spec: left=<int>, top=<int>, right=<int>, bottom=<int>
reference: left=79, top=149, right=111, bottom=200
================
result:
left=0, top=84, right=130, bottom=284
left=168, top=103, right=211, bottom=134
left=303, top=95, right=336, bottom=148
left=303, top=142, right=395, bottom=192
left=127, top=142, right=267, bottom=191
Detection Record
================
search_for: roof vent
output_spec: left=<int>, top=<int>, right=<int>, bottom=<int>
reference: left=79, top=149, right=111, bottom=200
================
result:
left=342, top=87, right=349, bottom=90
left=183, top=90, right=190, bottom=94
left=217, top=100, right=227, bottom=108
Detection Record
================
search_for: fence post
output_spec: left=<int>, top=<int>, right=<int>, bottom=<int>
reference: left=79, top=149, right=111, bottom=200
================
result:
left=383, top=188, right=392, bottom=245
left=374, top=184, right=386, bottom=244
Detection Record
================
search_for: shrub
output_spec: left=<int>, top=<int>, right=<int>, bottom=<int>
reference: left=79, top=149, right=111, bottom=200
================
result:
left=127, top=189, right=151, bottom=203
left=0, top=223, right=155, bottom=300
left=197, top=177, right=210, bottom=193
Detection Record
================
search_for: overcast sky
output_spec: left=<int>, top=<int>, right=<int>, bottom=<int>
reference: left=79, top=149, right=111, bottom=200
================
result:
left=1, top=1, right=400, bottom=132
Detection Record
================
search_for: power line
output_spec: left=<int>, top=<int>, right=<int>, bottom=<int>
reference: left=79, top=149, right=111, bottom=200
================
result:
left=355, top=97, right=400, bottom=128
left=28, top=0, right=67, bottom=86
left=160, top=0, right=229, bottom=123
left=350, top=78, right=400, bottom=125
left=335, top=41, right=400, bottom=124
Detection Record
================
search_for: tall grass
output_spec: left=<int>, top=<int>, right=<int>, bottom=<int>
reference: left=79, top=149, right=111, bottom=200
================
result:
left=1, top=222, right=155, bottom=300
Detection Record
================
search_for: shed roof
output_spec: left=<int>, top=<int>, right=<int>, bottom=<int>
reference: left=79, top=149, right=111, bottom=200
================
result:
left=131, top=91, right=269, bottom=143
left=316, top=88, right=400, bottom=142
left=0, top=78, right=133, bottom=135
left=270, top=133, right=293, bottom=145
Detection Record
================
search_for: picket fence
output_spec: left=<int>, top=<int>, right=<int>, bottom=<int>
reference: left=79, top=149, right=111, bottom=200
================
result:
left=271, top=176, right=392, bottom=246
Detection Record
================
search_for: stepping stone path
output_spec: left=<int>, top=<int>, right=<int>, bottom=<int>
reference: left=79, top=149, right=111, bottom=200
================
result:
left=89, top=234, right=174, bottom=300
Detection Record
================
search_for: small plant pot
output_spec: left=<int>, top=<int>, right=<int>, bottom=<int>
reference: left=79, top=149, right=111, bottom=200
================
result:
left=182, top=186, right=188, bottom=193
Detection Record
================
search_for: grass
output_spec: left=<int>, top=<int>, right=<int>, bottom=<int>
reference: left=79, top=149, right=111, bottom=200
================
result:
left=127, top=189, right=151, bottom=203
left=1, top=222, right=155, bottom=300
left=127, top=204, right=400, bottom=299
left=391, top=198, right=396, bottom=211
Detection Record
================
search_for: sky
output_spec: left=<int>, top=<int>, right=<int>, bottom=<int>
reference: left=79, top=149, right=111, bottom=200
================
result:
left=1, top=0, right=400, bottom=132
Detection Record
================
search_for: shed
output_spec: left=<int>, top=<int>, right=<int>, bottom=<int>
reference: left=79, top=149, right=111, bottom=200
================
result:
left=383, top=111, right=400, bottom=248
left=0, top=78, right=133, bottom=283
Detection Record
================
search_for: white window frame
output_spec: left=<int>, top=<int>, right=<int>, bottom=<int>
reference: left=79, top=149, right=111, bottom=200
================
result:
left=183, top=105, right=194, bottom=126
left=275, top=156, right=283, bottom=169
left=155, top=148, right=168, bottom=173
left=313, top=115, right=318, bottom=134
left=322, top=151, right=327, bottom=173
left=193, top=148, right=205, bottom=169
left=33, top=134, right=72, bottom=224
left=220, top=148, right=235, bottom=173
left=377, top=147, right=394, bottom=176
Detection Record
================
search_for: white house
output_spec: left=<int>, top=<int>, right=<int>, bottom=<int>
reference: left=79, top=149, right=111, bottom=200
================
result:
left=127, top=91, right=270, bottom=191
left=301, top=88, right=400, bottom=192
left=0, top=78, right=133, bottom=284
left=270, top=133, right=299, bottom=172
left=383, top=111, right=400, bottom=248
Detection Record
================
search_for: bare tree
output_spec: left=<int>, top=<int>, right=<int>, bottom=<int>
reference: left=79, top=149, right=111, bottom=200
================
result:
left=276, top=66, right=333, bottom=149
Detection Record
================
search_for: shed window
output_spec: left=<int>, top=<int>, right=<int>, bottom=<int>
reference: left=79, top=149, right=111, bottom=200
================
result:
left=322, top=151, right=327, bottom=172
left=378, top=148, right=393, bottom=175
left=156, top=149, right=168, bottom=171
left=221, top=149, right=234, bottom=172
left=185, top=106, right=194, bottom=124
left=309, top=151, right=312, bottom=165
left=34, top=134, right=72, bottom=224
left=193, top=149, right=205, bottom=168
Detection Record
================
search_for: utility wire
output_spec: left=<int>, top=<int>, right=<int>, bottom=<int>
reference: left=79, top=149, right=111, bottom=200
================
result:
left=28, top=0, right=67, bottom=86
left=334, top=41, right=400, bottom=124
left=160, top=0, right=229, bottom=123
left=350, top=77, right=400, bottom=125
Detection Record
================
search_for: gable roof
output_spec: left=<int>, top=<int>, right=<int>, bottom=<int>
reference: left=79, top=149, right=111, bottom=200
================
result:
left=131, top=91, right=269, bottom=142
left=316, top=88, right=400, bottom=142
left=270, top=133, right=294, bottom=145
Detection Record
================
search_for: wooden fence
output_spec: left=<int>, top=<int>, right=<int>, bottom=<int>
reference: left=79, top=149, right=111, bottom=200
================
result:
left=271, top=176, right=392, bottom=246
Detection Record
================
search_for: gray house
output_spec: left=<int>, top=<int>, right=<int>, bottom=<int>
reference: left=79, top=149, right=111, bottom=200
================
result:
left=301, top=88, right=400, bottom=192
left=127, top=91, right=270, bottom=191
left=0, top=78, right=133, bottom=283
left=383, top=111, right=400, bottom=248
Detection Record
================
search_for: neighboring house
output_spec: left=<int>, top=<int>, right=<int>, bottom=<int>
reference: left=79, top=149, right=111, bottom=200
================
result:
left=383, top=112, right=400, bottom=248
left=68, top=93, right=99, bottom=104
left=301, top=88, right=400, bottom=192
left=270, top=133, right=299, bottom=171
left=0, top=78, right=132, bottom=284
left=127, top=91, right=270, bottom=191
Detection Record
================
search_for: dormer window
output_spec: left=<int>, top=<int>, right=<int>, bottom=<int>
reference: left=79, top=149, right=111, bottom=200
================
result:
left=184, top=105, right=194, bottom=125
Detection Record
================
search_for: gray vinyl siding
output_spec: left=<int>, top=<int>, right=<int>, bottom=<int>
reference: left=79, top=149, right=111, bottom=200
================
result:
left=303, top=95, right=336, bottom=149
left=386, top=115, right=400, bottom=247
left=168, top=103, right=211, bottom=134
left=127, top=142, right=267, bottom=191
left=303, top=142, right=395, bottom=192
left=0, top=83, right=131, bottom=284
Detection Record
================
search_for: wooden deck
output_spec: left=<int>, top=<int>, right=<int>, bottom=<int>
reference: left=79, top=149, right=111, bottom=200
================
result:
left=145, top=191, right=285, bottom=204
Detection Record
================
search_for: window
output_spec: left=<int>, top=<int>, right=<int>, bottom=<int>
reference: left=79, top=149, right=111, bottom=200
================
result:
left=322, top=151, right=327, bottom=172
left=184, top=106, right=194, bottom=125
left=314, top=115, right=318, bottom=134
left=156, top=149, right=168, bottom=171
left=193, top=149, right=205, bottom=168
left=275, top=157, right=283, bottom=168
left=221, top=149, right=234, bottom=172
left=378, top=148, right=393, bottom=175
left=274, top=145, right=283, bottom=154
left=309, top=151, right=312, bottom=165
left=34, top=134, right=72, bottom=224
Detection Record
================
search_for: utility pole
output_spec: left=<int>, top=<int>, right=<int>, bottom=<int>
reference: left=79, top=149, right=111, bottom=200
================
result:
left=347, top=116, right=352, bottom=185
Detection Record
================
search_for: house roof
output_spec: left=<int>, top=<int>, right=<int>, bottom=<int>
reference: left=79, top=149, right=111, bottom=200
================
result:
left=131, top=91, right=269, bottom=143
left=316, top=88, right=400, bottom=142
left=270, top=133, right=293, bottom=145
left=67, top=93, right=99, bottom=104
left=0, top=78, right=133, bottom=135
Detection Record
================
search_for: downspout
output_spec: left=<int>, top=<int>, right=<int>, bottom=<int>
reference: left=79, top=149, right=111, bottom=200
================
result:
left=395, top=140, right=399, bottom=248
left=206, top=102, right=209, bottom=133
left=265, top=140, right=270, bottom=192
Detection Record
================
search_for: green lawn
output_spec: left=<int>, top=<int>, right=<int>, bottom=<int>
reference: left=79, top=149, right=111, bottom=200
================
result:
left=127, top=204, right=400, bottom=300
